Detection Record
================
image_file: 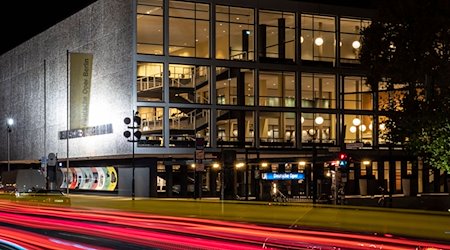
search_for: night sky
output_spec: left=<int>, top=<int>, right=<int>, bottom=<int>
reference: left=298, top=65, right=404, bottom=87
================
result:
left=0, top=0, right=374, bottom=56
left=0, top=0, right=96, bottom=56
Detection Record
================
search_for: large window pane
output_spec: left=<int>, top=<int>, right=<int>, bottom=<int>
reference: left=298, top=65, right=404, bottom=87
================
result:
left=343, top=76, right=372, bottom=110
left=137, top=0, right=163, bottom=55
left=259, top=71, right=295, bottom=107
left=301, top=14, right=335, bottom=63
left=340, top=18, right=370, bottom=64
left=216, top=67, right=254, bottom=106
left=301, top=73, right=335, bottom=109
left=169, top=107, right=209, bottom=147
left=168, top=64, right=209, bottom=104
left=301, top=113, right=336, bottom=144
left=137, top=62, right=163, bottom=102
left=259, top=10, right=295, bottom=62
left=259, top=112, right=296, bottom=148
left=138, top=106, right=164, bottom=147
left=217, top=110, right=254, bottom=147
left=216, top=6, right=254, bottom=60
left=378, top=81, right=408, bottom=111
left=169, top=1, right=209, bottom=58
left=344, top=114, right=373, bottom=145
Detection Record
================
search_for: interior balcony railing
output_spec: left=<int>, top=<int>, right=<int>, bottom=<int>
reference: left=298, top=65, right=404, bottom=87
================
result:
left=137, top=73, right=163, bottom=92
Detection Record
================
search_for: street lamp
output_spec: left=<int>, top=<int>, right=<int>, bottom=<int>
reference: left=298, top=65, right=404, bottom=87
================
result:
left=6, top=118, right=14, bottom=172
left=123, top=110, right=142, bottom=200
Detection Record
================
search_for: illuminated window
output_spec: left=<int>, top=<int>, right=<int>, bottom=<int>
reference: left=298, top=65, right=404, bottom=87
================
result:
left=301, top=113, right=336, bottom=144
left=137, top=62, right=163, bottom=102
left=168, top=64, right=209, bottom=104
left=343, top=76, right=372, bottom=110
left=169, top=108, right=209, bottom=147
left=259, top=71, right=295, bottom=107
left=344, top=114, right=373, bottom=145
left=217, top=110, right=254, bottom=147
left=216, top=67, right=254, bottom=106
left=259, top=112, right=296, bottom=148
left=301, top=14, right=335, bottom=63
left=169, top=1, right=209, bottom=58
left=137, top=106, right=164, bottom=147
left=216, top=6, right=254, bottom=60
left=340, top=18, right=370, bottom=64
left=301, top=73, right=336, bottom=109
left=137, top=0, right=163, bottom=55
left=259, top=10, right=295, bottom=62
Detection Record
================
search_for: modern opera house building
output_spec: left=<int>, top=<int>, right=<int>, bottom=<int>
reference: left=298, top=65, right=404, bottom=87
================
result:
left=0, top=0, right=448, bottom=198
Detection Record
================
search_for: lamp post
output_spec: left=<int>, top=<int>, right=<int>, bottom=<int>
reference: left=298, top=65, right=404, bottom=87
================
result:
left=123, top=111, right=142, bottom=200
left=6, top=118, right=14, bottom=172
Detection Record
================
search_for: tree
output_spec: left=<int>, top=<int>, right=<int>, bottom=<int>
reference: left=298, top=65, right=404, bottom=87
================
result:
left=360, top=0, right=450, bottom=172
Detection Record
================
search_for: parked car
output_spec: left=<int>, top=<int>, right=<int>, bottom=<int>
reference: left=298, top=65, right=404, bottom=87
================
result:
left=14, top=189, right=71, bottom=206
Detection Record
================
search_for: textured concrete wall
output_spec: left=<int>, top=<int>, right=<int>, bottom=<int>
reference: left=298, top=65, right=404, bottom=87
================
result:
left=0, top=0, right=133, bottom=162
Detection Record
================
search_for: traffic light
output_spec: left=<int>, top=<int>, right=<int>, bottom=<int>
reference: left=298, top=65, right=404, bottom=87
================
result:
left=123, top=111, right=142, bottom=142
left=338, top=152, right=349, bottom=168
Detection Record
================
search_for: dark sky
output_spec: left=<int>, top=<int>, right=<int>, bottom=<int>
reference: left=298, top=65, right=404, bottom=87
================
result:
left=0, top=0, right=374, bottom=56
left=0, top=0, right=97, bottom=56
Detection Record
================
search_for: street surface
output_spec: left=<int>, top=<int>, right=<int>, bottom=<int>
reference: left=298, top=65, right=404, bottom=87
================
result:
left=0, top=195, right=449, bottom=249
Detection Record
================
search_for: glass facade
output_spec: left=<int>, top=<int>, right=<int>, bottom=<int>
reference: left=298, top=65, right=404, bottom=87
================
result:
left=344, top=114, right=373, bottom=145
left=168, top=64, right=209, bottom=104
left=216, top=6, right=255, bottom=60
left=98, top=0, right=450, bottom=200
left=259, top=71, right=295, bottom=107
left=137, top=62, right=164, bottom=102
left=301, top=113, right=336, bottom=144
left=134, top=1, right=397, bottom=152
left=301, top=14, right=335, bottom=63
left=169, top=107, right=210, bottom=147
left=259, top=10, right=295, bottom=62
left=301, top=73, right=335, bottom=109
left=138, top=106, right=164, bottom=146
left=343, top=76, right=372, bottom=110
left=259, top=111, right=296, bottom=148
left=137, top=0, right=164, bottom=55
left=340, top=18, right=371, bottom=63
left=169, top=1, right=210, bottom=58
left=216, top=67, right=254, bottom=106
left=217, top=109, right=254, bottom=147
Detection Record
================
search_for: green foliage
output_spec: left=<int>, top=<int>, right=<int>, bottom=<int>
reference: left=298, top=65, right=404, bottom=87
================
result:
left=360, top=0, right=450, bottom=172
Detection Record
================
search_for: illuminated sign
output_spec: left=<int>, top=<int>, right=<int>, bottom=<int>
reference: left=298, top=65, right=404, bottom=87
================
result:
left=261, top=172, right=305, bottom=180
left=59, top=123, right=113, bottom=139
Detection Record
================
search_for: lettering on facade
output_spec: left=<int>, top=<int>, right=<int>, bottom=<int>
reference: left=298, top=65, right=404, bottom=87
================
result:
left=59, top=123, right=113, bottom=140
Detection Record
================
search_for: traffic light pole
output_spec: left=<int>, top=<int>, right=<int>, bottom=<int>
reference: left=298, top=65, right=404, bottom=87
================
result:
left=132, top=119, right=135, bottom=201
left=124, top=110, right=141, bottom=201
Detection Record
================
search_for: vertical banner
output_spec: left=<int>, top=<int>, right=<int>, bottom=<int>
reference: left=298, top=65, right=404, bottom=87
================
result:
left=70, top=53, right=93, bottom=129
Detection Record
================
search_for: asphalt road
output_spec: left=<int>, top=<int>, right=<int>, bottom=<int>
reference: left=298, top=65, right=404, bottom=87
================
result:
left=0, top=195, right=449, bottom=249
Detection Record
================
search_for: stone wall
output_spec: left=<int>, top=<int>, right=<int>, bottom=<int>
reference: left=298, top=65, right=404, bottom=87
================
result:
left=0, top=0, right=133, bottom=162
